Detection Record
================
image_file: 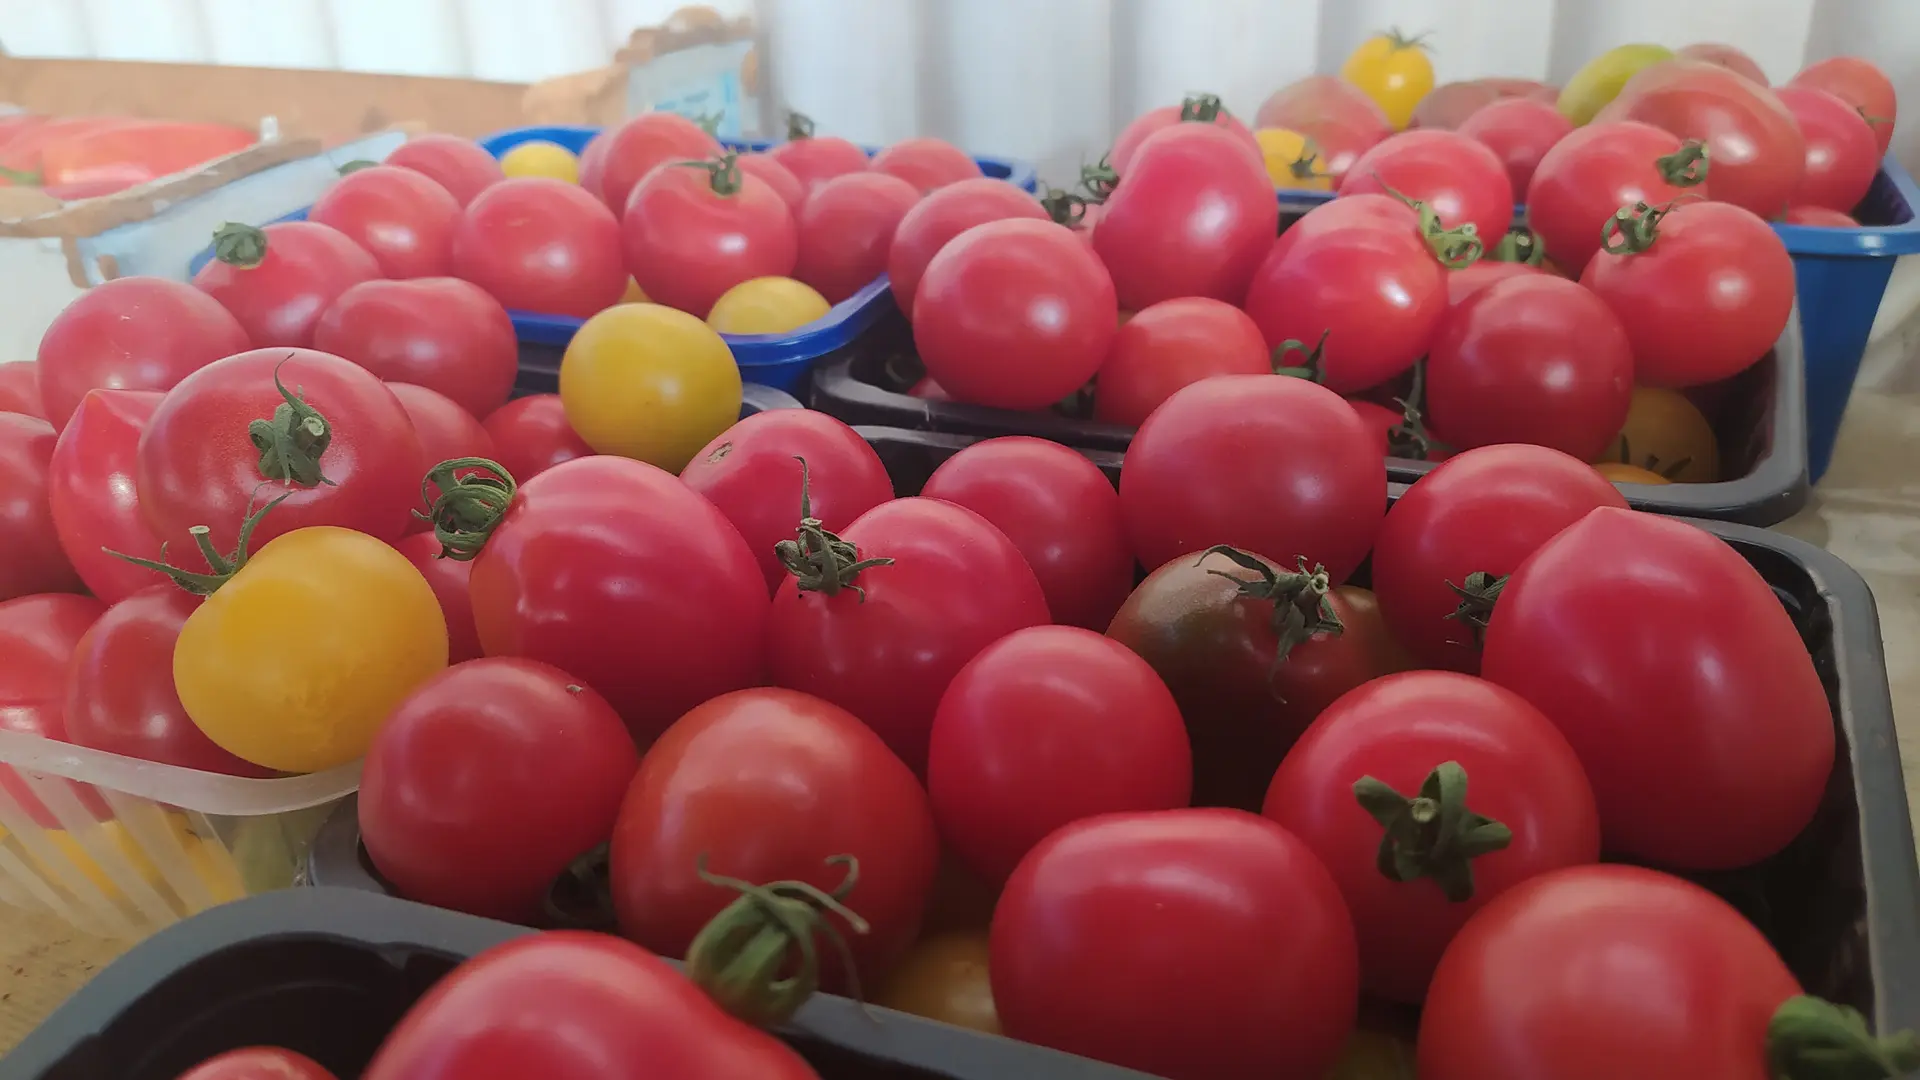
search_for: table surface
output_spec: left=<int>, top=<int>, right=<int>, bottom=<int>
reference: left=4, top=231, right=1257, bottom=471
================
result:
left=4, top=390, right=1920, bottom=1055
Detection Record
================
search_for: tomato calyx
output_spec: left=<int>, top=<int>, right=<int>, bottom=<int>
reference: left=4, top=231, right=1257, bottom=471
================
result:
left=415, top=456, right=517, bottom=562
left=784, top=111, right=820, bottom=141
left=1490, top=228, right=1546, bottom=266
left=676, top=152, right=748, bottom=197
left=1039, top=185, right=1095, bottom=228
left=1655, top=140, right=1711, bottom=188
left=249, top=360, right=338, bottom=488
left=1600, top=199, right=1684, bottom=256
left=336, top=159, right=378, bottom=176
left=211, top=221, right=269, bottom=269
left=1378, top=26, right=1433, bottom=53
left=541, top=842, right=619, bottom=932
left=1385, top=361, right=1439, bottom=461
left=1378, top=180, right=1483, bottom=269
left=1178, top=92, right=1231, bottom=125
left=1352, top=761, right=1512, bottom=902
left=108, top=493, right=289, bottom=596
left=684, top=853, right=871, bottom=1028
left=1443, top=570, right=1505, bottom=644
left=1766, top=994, right=1920, bottom=1079
left=1078, top=156, right=1119, bottom=202
left=694, top=111, right=724, bottom=136
left=1272, top=329, right=1330, bottom=382
left=1285, top=142, right=1329, bottom=183
left=775, top=457, right=894, bottom=599
left=1200, top=545, right=1345, bottom=677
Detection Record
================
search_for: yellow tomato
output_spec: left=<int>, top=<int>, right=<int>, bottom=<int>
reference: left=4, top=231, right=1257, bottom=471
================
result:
left=875, top=933, right=999, bottom=1035
left=498, top=139, right=580, bottom=183
left=1340, top=29, right=1435, bottom=130
left=1254, top=128, right=1334, bottom=191
left=1558, top=43, right=1674, bottom=124
left=1596, top=386, right=1720, bottom=483
left=705, top=276, right=831, bottom=335
left=560, top=302, right=742, bottom=471
left=1594, top=461, right=1673, bottom=485
left=1324, top=1028, right=1418, bottom=1079
left=622, top=277, right=650, bottom=304
left=33, top=815, right=244, bottom=907
left=174, top=526, right=448, bottom=773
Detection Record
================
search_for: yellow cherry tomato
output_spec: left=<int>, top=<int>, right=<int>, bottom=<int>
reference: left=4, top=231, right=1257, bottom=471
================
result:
left=174, top=525, right=448, bottom=773
left=1340, top=29, right=1436, bottom=130
left=1558, top=43, right=1674, bottom=124
left=559, top=302, right=742, bottom=471
left=1596, top=386, right=1720, bottom=483
left=1594, top=461, right=1673, bottom=485
left=498, top=139, right=580, bottom=183
left=1324, top=1028, right=1418, bottom=1079
left=33, top=815, right=244, bottom=907
left=1254, top=128, right=1334, bottom=191
left=705, top=276, right=831, bottom=335
left=622, top=278, right=650, bottom=304
left=875, top=933, right=1000, bottom=1035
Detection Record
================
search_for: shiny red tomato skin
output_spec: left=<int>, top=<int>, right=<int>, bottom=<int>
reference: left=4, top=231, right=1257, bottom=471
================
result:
left=576, top=130, right=613, bottom=202
left=1775, top=85, right=1880, bottom=213
left=1120, top=374, right=1385, bottom=583
left=1456, top=98, right=1573, bottom=196
left=794, top=171, right=921, bottom=304
left=1580, top=200, right=1795, bottom=388
left=1526, top=121, right=1705, bottom=278
left=766, top=131, right=870, bottom=196
left=869, top=137, right=983, bottom=192
left=991, top=808, right=1358, bottom=1080
left=1791, top=57, right=1898, bottom=155
left=1418, top=864, right=1802, bottom=1080
left=0, top=413, right=83, bottom=601
left=361, top=932, right=822, bottom=1080
left=767, top=497, right=1050, bottom=776
left=929, top=626, right=1191, bottom=883
left=469, top=455, right=769, bottom=747
left=175, top=1046, right=338, bottom=1080
left=312, top=277, right=517, bottom=421
left=1258, top=77, right=1393, bottom=179
left=450, top=177, right=626, bottom=319
left=1784, top=205, right=1859, bottom=227
left=48, top=390, right=165, bottom=605
left=1444, top=259, right=1546, bottom=306
left=623, top=162, right=799, bottom=317
left=594, top=112, right=722, bottom=218
left=1110, top=103, right=1261, bottom=175
left=912, top=218, right=1118, bottom=410
left=1093, top=297, right=1270, bottom=428
left=384, top=134, right=506, bottom=206
left=1370, top=444, right=1626, bottom=673
left=394, top=532, right=481, bottom=664
left=1339, top=130, right=1516, bottom=241
left=137, top=348, right=422, bottom=556
left=480, top=394, right=593, bottom=483
left=0, top=362, right=42, bottom=418
left=1262, top=671, right=1600, bottom=1004
left=886, top=177, right=1046, bottom=313
left=679, top=409, right=893, bottom=595
left=610, top=688, right=939, bottom=989
left=920, top=436, right=1132, bottom=631
left=361, top=658, right=639, bottom=922
left=0, top=593, right=108, bottom=826
left=192, top=221, right=379, bottom=349
left=308, top=164, right=462, bottom=279
left=1598, top=60, right=1804, bottom=218
left=1482, top=507, right=1833, bottom=869
left=386, top=383, right=494, bottom=506
left=735, top=152, right=805, bottom=212
left=1678, top=42, right=1770, bottom=85
left=35, top=276, right=250, bottom=432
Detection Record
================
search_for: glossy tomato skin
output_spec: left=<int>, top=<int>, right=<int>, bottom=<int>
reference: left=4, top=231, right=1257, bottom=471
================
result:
left=1456, top=97, right=1573, bottom=195
left=1775, top=85, right=1880, bottom=213
left=1792, top=56, right=1898, bottom=154
left=1370, top=444, right=1626, bottom=673
left=0, top=362, right=42, bottom=418
left=0, top=593, right=108, bottom=825
left=920, top=436, right=1132, bottom=631
left=384, top=134, right=506, bottom=206
left=308, top=164, right=462, bottom=279
left=469, top=455, right=769, bottom=746
left=1580, top=200, right=1795, bottom=388
left=1338, top=130, right=1516, bottom=241
left=393, top=532, right=481, bottom=663
left=929, top=626, right=1191, bottom=883
left=1784, top=205, right=1859, bottom=227
left=0, top=413, right=83, bottom=601
left=735, top=152, right=805, bottom=212
left=47, top=390, right=166, bottom=606
left=1677, top=42, right=1769, bottom=85
left=361, top=932, right=821, bottom=1080
left=1526, top=121, right=1705, bottom=278
left=1120, top=374, right=1385, bottom=583
left=1597, top=60, right=1804, bottom=218
left=610, top=688, right=938, bottom=989
left=386, top=383, right=494, bottom=496
left=1257, top=76, right=1393, bottom=181
left=1418, top=864, right=1802, bottom=1080
left=361, top=658, right=639, bottom=922
left=870, top=137, right=983, bottom=192
left=312, top=278, right=518, bottom=420
left=992, top=808, right=1358, bottom=1080
left=175, top=1047, right=337, bottom=1080
left=192, top=222, right=379, bottom=350
left=450, top=177, right=626, bottom=319
left=1262, top=671, right=1600, bottom=1004
left=480, top=394, right=593, bottom=483
left=1444, top=259, right=1546, bottom=306
left=1111, top=102, right=1261, bottom=175
left=885, top=177, right=1046, bottom=313
left=679, top=409, right=893, bottom=594
left=766, top=130, right=871, bottom=195
left=594, top=112, right=723, bottom=218
left=794, top=171, right=922, bottom=304
left=623, top=161, right=798, bottom=317
left=913, top=218, right=1118, bottom=410
left=1482, top=507, right=1833, bottom=869
left=35, top=276, right=250, bottom=432
left=137, top=348, right=422, bottom=556
left=1093, top=297, right=1270, bottom=428
left=768, top=497, right=1049, bottom=775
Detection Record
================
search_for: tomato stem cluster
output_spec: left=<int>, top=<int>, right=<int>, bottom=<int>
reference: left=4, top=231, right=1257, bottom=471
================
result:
left=784, top=111, right=819, bottom=141
left=1078, top=157, right=1119, bottom=203
left=1378, top=179, right=1483, bottom=269
left=1490, top=228, right=1546, bottom=267
left=684, top=853, right=871, bottom=1028
left=1443, top=570, right=1505, bottom=645
left=1039, top=185, right=1095, bottom=228
left=1353, top=761, right=1512, bottom=902
left=1655, top=140, right=1711, bottom=188
left=212, top=221, right=269, bottom=269
left=1199, top=545, right=1345, bottom=681
left=1600, top=200, right=1679, bottom=256
left=676, top=152, right=747, bottom=197
left=1272, top=330, right=1331, bottom=382
left=1177, top=92, right=1229, bottom=124
left=249, top=361, right=338, bottom=489
left=416, top=457, right=518, bottom=562
left=1766, top=994, right=1920, bottom=1079
left=108, top=493, right=289, bottom=596
left=776, top=457, right=894, bottom=598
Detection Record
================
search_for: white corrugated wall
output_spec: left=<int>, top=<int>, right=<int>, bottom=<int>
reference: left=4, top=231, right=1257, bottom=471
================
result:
left=0, top=0, right=1913, bottom=182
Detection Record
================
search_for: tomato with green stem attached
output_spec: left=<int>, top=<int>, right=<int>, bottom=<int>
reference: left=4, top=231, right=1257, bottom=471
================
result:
left=623, top=153, right=799, bottom=318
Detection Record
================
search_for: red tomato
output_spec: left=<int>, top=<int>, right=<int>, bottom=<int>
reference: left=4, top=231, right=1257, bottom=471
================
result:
left=192, top=222, right=379, bottom=349
left=1093, top=123, right=1279, bottom=310
left=1262, top=670, right=1599, bottom=1004
left=1348, top=397, right=1406, bottom=454
left=1597, top=60, right=1804, bottom=217
left=308, top=164, right=462, bottom=279
left=1444, top=259, right=1545, bottom=305
left=1110, top=94, right=1262, bottom=175
left=0, top=413, right=82, bottom=601
left=992, top=808, right=1358, bottom=1080
left=609, top=687, right=938, bottom=989
left=467, top=456, right=768, bottom=745
left=0, top=362, right=41, bottom=418
left=1677, top=42, right=1769, bottom=85
left=137, top=347, right=422, bottom=556
left=394, top=532, right=480, bottom=663
left=175, top=1047, right=337, bottom=1080
left=362, top=932, right=821, bottom=1080
left=47, top=390, right=165, bottom=606
left=869, top=136, right=983, bottom=192
left=920, top=436, right=1132, bottom=631
left=592, top=112, right=721, bottom=218
left=576, top=130, right=612, bottom=202
left=1525, top=120, right=1707, bottom=274
left=1426, top=275, right=1633, bottom=460
left=764, top=114, right=870, bottom=195
left=384, top=134, right=507, bottom=206
left=1792, top=56, right=1898, bottom=154
left=0, top=593, right=108, bottom=826
left=361, top=657, right=638, bottom=922
left=1580, top=200, right=1795, bottom=387
left=929, top=626, right=1190, bottom=882
left=1410, top=81, right=1501, bottom=130
left=1456, top=98, right=1573, bottom=196
left=622, top=155, right=799, bottom=317
left=35, top=276, right=250, bottom=432
left=767, top=496, right=1049, bottom=775
left=387, top=382, right=494, bottom=485
left=912, top=218, right=1117, bottom=410
left=1369, top=444, right=1627, bottom=673
left=1482, top=507, right=1832, bottom=869
left=1784, top=205, right=1859, bottom=226
left=1418, top=865, right=1802, bottom=1080
left=1257, top=77, right=1393, bottom=181
left=1775, top=85, right=1880, bottom=213
left=885, top=177, right=1046, bottom=313
left=312, top=278, right=518, bottom=420
left=794, top=171, right=921, bottom=304
left=480, top=394, right=593, bottom=483
left=449, top=177, right=626, bottom=319
left=1120, top=374, right=1384, bottom=582
left=1093, top=297, right=1270, bottom=428
left=735, top=152, right=805, bottom=213
left=1338, top=130, right=1515, bottom=242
